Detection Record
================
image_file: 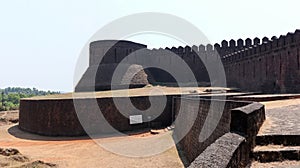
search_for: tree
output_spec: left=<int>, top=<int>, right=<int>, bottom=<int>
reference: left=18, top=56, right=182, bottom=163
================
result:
left=0, top=87, right=60, bottom=111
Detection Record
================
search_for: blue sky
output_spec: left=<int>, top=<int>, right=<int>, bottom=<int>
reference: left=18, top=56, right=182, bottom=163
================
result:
left=1, top=0, right=300, bottom=92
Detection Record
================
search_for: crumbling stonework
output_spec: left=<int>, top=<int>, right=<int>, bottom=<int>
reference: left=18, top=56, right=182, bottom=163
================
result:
left=75, top=64, right=153, bottom=92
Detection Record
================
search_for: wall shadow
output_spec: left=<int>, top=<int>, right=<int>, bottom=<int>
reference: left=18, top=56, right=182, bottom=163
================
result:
left=8, top=125, right=90, bottom=141
left=175, top=142, right=190, bottom=168
left=8, top=124, right=154, bottom=141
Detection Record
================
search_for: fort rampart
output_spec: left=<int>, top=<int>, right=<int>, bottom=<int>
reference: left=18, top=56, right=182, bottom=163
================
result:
left=80, top=30, right=300, bottom=93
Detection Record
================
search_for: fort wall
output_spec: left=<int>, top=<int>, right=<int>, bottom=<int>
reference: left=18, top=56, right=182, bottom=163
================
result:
left=84, top=29, right=300, bottom=93
left=222, top=30, right=300, bottom=93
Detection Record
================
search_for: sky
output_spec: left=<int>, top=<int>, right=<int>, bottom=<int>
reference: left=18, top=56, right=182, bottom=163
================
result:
left=1, top=0, right=300, bottom=92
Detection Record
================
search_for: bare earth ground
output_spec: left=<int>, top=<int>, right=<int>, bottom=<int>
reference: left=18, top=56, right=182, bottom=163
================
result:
left=0, top=110, right=18, bottom=126
left=0, top=147, right=56, bottom=168
left=0, top=113, right=184, bottom=168
left=1, top=95, right=300, bottom=167
left=0, top=111, right=58, bottom=167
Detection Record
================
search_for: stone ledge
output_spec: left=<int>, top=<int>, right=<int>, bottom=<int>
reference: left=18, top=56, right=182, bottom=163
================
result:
left=253, top=145, right=300, bottom=162
left=256, top=135, right=300, bottom=146
left=188, top=133, right=248, bottom=168
left=231, top=102, right=266, bottom=149
left=231, top=102, right=264, bottom=115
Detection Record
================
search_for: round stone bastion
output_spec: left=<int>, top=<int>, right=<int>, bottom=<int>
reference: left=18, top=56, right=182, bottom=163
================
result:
left=19, top=87, right=228, bottom=136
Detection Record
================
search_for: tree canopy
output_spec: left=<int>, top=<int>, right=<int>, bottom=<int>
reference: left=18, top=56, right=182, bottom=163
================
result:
left=0, top=87, right=60, bottom=111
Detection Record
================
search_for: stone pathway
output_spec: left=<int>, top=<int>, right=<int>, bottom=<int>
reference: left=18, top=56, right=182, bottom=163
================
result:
left=251, top=99, right=300, bottom=166
left=258, top=104, right=300, bottom=136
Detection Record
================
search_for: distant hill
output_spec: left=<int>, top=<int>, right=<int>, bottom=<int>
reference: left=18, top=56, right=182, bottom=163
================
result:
left=0, top=87, right=60, bottom=111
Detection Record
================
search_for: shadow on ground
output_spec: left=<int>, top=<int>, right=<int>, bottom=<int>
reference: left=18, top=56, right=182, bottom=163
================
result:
left=8, top=125, right=160, bottom=141
left=175, top=143, right=190, bottom=168
left=8, top=125, right=91, bottom=141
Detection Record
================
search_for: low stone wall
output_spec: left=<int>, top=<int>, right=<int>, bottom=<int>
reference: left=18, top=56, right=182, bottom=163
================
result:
left=230, top=102, right=265, bottom=149
left=19, top=95, right=175, bottom=136
left=174, top=97, right=265, bottom=166
left=174, top=97, right=250, bottom=163
left=19, top=99, right=84, bottom=136
left=188, top=133, right=248, bottom=168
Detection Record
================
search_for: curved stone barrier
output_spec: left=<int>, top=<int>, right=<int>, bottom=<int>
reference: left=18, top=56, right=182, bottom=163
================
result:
left=19, top=95, right=174, bottom=136
left=174, top=96, right=265, bottom=167
left=19, top=99, right=85, bottom=136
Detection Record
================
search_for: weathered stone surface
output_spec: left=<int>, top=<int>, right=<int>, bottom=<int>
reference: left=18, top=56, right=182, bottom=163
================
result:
left=174, top=98, right=250, bottom=163
left=174, top=97, right=265, bottom=166
left=75, top=63, right=153, bottom=92
left=253, top=103, right=300, bottom=164
left=231, top=102, right=265, bottom=149
left=188, top=133, right=247, bottom=168
left=253, top=145, right=300, bottom=162
left=258, top=104, right=300, bottom=136
left=19, top=95, right=174, bottom=136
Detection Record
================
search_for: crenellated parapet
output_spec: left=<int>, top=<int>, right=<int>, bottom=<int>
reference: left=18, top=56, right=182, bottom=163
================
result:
left=145, top=30, right=300, bottom=93
left=222, top=29, right=300, bottom=93
left=158, top=37, right=264, bottom=60
left=222, top=30, right=300, bottom=64
left=78, top=29, right=300, bottom=93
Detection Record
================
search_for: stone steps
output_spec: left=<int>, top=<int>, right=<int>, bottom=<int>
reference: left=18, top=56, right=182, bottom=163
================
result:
left=250, top=161, right=300, bottom=167
left=252, top=145, right=300, bottom=162
left=253, top=134, right=300, bottom=163
left=251, top=102, right=300, bottom=165
left=256, top=135, right=300, bottom=146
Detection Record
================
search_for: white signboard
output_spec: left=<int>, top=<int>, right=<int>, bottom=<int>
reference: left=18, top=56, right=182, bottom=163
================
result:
left=129, top=115, right=143, bottom=124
